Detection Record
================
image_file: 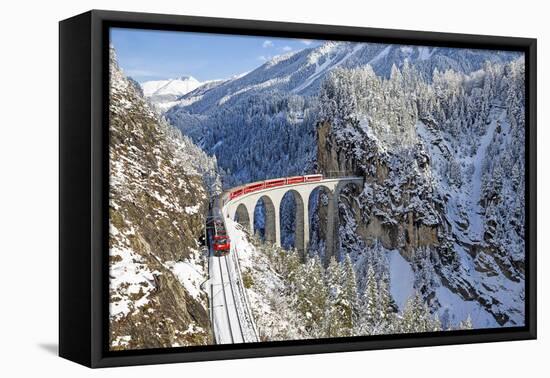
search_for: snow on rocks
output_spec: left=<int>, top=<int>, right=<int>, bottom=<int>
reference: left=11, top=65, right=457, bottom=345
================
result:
left=109, top=224, right=159, bottom=320
left=166, top=248, right=206, bottom=302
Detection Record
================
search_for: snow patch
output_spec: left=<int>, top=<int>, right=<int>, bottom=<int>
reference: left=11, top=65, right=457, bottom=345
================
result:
left=185, top=204, right=200, bottom=215
left=387, top=250, right=415, bottom=311
left=109, top=226, right=158, bottom=320
left=435, top=285, right=497, bottom=329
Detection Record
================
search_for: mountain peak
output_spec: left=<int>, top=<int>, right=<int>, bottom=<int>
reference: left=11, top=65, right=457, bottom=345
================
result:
left=176, top=75, right=199, bottom=82
left=141, top=76, right=203, bottom=98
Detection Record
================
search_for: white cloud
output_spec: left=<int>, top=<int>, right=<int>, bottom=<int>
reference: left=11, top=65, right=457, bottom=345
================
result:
left=262, top=40, right=274, bottom=48
left=281, top=46, right=293, bottom=52
left=300, top=39, right=313, bottom=45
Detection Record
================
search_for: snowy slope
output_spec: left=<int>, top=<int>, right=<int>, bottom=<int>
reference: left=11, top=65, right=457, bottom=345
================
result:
left=316, top=57, right=526, bottom=328
left=108, top=47, right=216, bottom=350
left=169, top=41, right=519, bottom=116
left=165, top=41, right=520, bottom=190
left=141, top=76, right=203, bottom=111
left=223, top=219, right=310, bottom=341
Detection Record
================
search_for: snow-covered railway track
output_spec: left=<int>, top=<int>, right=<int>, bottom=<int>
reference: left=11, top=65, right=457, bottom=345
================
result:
left=218, top=254, right=245, bottom=343
left=209, top=196, right=258, bottom=345
left=215, top=255, right=235, bottom=343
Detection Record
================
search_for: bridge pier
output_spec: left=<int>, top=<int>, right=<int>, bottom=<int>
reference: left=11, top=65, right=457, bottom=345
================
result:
left=274, top=204, right=281, bottom=247
left=247, top=206, right=254, bottom=235
left=325, top=192, right=336, bottom=263
left=234, top=203, right=252, bottom=232
left=303, top=205, right=309, bottom=256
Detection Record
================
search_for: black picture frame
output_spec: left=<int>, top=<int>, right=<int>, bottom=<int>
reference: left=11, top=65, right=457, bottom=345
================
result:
left=59, top=9, right=537, bottom=368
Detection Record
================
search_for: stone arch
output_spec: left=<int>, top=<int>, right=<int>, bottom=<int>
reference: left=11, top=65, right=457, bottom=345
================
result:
left=234, top=203, right=251, bottom=231
left=279, top=189, right=305, bottom=253
left=254, top=195, right=277, bottom=244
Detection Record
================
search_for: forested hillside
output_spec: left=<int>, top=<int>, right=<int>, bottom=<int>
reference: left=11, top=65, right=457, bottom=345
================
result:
left=166, top=42, right=520, bottom=189
left=134, top=40, right=525, bottom=332
left=315, top=58, right=525, bottom=327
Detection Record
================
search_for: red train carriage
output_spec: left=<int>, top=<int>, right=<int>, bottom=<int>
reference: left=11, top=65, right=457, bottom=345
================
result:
left=265, top=178, right=286, bottom=188
left=244, top=182, right=265, bottom=194
left=213, top=235, right=230, bottom=253
left=211, top=218, right=230, bottom=254
left=229, top=188, right=244, bottom=200
left=228, top=174, right=324, bottom=201
left=286, top=176, right=305, bottom=184
left=304, top=174, right=323, bottom=182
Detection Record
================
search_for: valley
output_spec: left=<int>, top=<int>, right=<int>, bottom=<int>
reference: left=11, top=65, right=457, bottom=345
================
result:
left=108, top=37, right=526, bottom=349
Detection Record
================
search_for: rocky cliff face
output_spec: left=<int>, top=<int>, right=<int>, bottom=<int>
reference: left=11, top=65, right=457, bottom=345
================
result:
left=317, top=120, right=440, bottom=257
left=108, top=48, right=214, bottom=350
left=314, top=60, right=525, bottom=328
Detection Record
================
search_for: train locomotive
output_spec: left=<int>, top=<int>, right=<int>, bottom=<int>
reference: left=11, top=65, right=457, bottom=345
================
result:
left=208, top=217, right=230, bottom=256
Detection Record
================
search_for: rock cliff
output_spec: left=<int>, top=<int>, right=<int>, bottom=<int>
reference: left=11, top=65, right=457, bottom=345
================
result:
left=108, top=47, right=214, bottom=350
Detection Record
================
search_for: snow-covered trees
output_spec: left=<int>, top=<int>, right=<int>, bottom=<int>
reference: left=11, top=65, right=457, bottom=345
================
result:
left=297, top=256, right=328, bottom=337
left=324, top=255, right=359, bottom=337
left=167, top=91, right=318, bottom=189
left=317, top=57, right=526, bottom=327
left=342, top=255, right=359, bottom=334
left=252, top=233, right=476, bottom=339
left=354, top=265, right=440, bottom=336
left=398, top=293, right=441, bottom=333
left=360, top=265, right=379, bottom=334
left=324, top=257, right=346, bottom=337
left=377, top=273, right=393, bottom=329
left=459, top=315, right=473, bottom=330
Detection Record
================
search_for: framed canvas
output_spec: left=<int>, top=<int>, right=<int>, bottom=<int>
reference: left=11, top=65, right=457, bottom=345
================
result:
left=59, top=10, right=537, bottom=368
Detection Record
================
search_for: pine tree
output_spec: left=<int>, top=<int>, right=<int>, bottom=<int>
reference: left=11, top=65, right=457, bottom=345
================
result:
left=297, top=256, right=328, bottom=338
left=341, top=254, right=359, bottom=336
left=324, top=256, right=345, bottom=337
left=399, top=292, right=428, bottom=333
left=285, top=248, right=302, bottom=290
left=459, top=314, right=473, bottom=330
left=432, top=312, right=442, bottom=332
left=360, top=265, right=379, bottom=335
left=377, top=272, right=394, bottom=332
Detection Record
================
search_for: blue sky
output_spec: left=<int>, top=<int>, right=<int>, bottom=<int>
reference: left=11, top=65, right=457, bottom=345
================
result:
left=110, top=28, right=323, bottom=83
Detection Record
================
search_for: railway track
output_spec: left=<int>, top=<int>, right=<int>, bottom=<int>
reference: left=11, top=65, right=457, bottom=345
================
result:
left=216, top=254, right=235, bottom=343
left=208, top=196, right=258, bottom=345
left=215, top=254, right=245, bottom=343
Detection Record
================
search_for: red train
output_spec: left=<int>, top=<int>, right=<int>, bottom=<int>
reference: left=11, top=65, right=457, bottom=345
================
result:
left=210, top=218, right=230, bottom=254
left=229, top=174, right=323, bottom=201
left=213, top=235, right=230, bottom=253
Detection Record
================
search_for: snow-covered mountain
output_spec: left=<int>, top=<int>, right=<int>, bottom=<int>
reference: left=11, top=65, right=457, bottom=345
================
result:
left=315, top=59, right=526, bottom=328
left=141, top=76, right=203, bottom=111
left=168, top=41, right=519, bottom=115
left=162, top=40, right=525, bottom=330
left=165, top=41, right=520, bottom=189
left=142, top=75, right=202, bottom=97
left=105, top=36, right=527, bottom=334
left=108, top=48, right=221, bottom=350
